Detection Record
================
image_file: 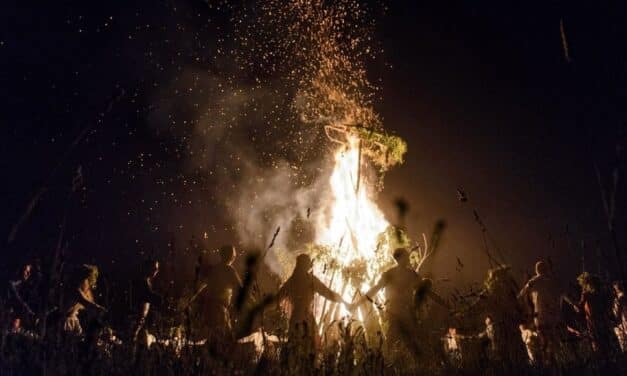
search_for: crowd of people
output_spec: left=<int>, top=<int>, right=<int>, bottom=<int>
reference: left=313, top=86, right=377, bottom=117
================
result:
left=442, top=261, right=627, bottom=370
left=3, top=243, right=627, bottom=373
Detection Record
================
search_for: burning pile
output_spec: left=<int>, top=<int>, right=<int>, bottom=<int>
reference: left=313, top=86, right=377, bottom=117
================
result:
left=311, top=128, right=406, bottom=329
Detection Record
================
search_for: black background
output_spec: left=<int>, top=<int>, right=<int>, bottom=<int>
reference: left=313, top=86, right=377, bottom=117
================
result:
left=1, top=1, right=625, bottom=291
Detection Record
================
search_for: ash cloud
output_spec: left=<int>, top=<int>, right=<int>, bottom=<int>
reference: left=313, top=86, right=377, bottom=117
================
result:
left=227, top=159, right=333, bottom=277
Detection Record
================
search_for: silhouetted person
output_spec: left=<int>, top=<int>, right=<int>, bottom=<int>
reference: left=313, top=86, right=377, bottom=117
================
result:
left=612, top=281, right=627, bottom=352
left=196, top=245, right=242, bottom=342
left=518, top=260, right=562, bottom=364
left=477, top=315, right=497, bottom=360
left=277, top=254, right=347, bottom=352
left=575, top=272, right=615, bottom=355
left=131, top=259, right=162, bottom=343
left=457, top=265, right=528, bottom=367
left=7, top=263, right=36, bottom=333
left=63, top=264, right=105, bottom=337
left=442, top=327, right=463, bottom=367
left=352, top=248, right=447, bottom=363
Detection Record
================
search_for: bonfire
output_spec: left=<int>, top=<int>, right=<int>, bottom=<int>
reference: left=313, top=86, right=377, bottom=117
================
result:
left=303, top=123, right=408, bottom=338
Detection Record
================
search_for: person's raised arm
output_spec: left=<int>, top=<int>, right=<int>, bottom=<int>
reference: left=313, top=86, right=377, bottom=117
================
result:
left=77, top=286, right=105, bottom=312
left=517, top=280, right=531, bottom=300
left=352, top=274, right=387, bottom=308
left=427, top=290, right=451, bottom=309
left=313, top=276, right=345, bottom=304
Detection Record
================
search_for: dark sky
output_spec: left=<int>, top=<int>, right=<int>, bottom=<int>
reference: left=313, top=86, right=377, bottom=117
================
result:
left=0, top=1, right=625, bottom=288
left=377, top=1, right=626, bottom=284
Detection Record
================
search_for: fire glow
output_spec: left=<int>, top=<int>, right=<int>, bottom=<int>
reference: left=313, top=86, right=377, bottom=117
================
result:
left=312, top=134, right=393, bottom=326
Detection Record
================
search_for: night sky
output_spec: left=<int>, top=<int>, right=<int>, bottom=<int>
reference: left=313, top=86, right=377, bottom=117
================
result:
left=1, top=1, right=625, bottom=290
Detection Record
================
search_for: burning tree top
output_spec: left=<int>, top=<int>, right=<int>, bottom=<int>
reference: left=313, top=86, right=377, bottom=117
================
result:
left=324, top=123, right=407, bottom=172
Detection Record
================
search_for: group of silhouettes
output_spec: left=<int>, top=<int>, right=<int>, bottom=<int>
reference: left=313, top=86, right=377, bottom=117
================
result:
left=5, top=245, right=627, bottom=369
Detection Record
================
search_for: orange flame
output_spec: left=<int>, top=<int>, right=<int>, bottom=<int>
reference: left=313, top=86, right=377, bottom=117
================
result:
left=313, top=134, right=391, bottom=323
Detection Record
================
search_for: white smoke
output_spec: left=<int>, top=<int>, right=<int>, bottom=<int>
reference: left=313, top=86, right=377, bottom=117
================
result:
left=226, top=157, right=334, bottom=277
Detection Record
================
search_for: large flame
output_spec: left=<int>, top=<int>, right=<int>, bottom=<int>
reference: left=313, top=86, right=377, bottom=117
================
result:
left=313, top=134, right=392, bottom=325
